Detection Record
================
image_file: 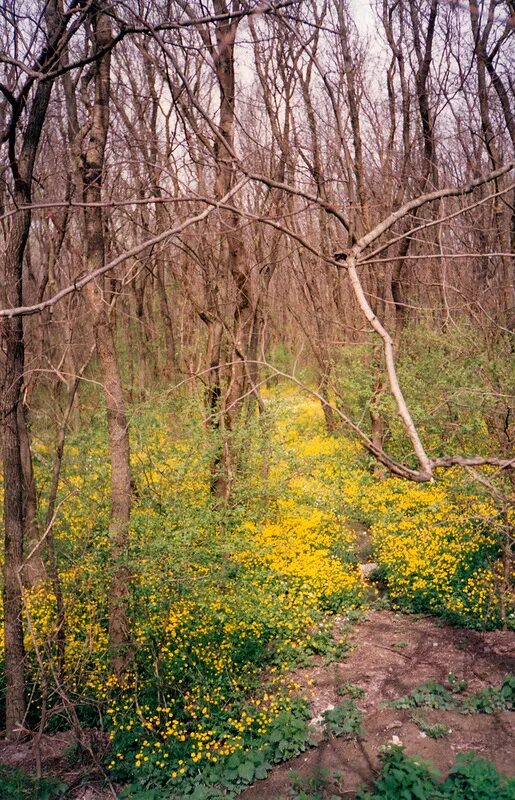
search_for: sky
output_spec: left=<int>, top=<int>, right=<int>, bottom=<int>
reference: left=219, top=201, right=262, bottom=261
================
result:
left=348, top=0, right=377, bottom=34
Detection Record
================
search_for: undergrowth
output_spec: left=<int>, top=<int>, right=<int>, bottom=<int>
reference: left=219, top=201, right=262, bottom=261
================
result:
left=390, top=674, right=515, bottom=714
left=0, top=766, right=67, bottom=800
left=0, top=380, right=512, bottom=795
left=284, top=747, right=515, bottom=800
left=356, top=746, right=515, bottom=800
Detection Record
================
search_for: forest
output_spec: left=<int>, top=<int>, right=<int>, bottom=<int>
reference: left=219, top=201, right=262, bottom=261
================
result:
left=0, top=0, right=514, bottom=798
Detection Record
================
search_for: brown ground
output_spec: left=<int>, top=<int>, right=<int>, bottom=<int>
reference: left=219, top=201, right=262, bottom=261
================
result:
left=0, top=729, right=114, bottom=799
left=241, top=610, right=515, bottom=799
left=1, top=610, right=514, bottom=798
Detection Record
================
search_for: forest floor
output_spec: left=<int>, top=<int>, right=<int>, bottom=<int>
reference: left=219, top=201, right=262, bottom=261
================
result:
left=1, top=608, right=514, bottom=798
left=1, top=391, right=514, bottom=798
left=240, top=608, right=515, bottom=799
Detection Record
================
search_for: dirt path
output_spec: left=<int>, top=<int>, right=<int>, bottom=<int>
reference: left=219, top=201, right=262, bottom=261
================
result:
left=241, top=609, right=515, bottom=799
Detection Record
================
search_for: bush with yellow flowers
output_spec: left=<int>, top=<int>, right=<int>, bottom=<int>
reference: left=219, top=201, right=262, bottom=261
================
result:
left=343, top=470, right=513, bottom=629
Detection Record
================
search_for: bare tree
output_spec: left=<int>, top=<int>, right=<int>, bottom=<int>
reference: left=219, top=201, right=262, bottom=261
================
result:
left=0, top=0, right=84, bottom=739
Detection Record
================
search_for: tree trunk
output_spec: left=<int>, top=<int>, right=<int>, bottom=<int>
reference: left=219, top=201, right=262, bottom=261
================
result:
left=2, top=289, right=27, bottom=738
left=18, top=401, right=47, bottom=586
left=1, top=0, right=64, bottom=737
left=81, top=3, right=132, bottom=674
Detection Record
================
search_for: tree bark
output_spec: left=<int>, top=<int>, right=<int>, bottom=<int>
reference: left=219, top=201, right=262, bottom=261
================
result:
left=1, top=0, right=65, bottom=739
left=18, top=400, right=47, bottom=586
left=81, top=3, right=132, bottom=674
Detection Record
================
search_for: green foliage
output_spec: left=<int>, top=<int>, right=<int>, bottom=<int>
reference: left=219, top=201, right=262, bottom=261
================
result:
left=394, top=323, right=513, bottom=459
left=120, top=700, right=313, bottom=799
left=287, top=767, right=344, bottom=800
left=322, top=699, right=363, bottom=738
left=356, top=745, right=439, bottom=800
left=267, top=703, right=315, bottom=762
left=337, top=681, right=365, bottom=700
left=302, top=629, right=352, bottom=665
left=333, top=323, right=513, bottom=630
left=461, top=673, right=515, bottom=714
left=333, top=323, right=513, bottom=463
left=441, top=752, right=515, bottom=800
left=0, top=766, right=67, bottom=800
left=1, top=391, right=371, bottom=799
left=411, top=713, right=451, bottom=740
left=207, top=747, right=274, bottom=791
left=391, top=680, right=456, bottom=711
left=446, top=673, right=467, bottom=694
left=3, top=352, right=513, bottom=798
left=356, top=747, right=515, bottom=800
left=391, top=675, right=515, bottom=715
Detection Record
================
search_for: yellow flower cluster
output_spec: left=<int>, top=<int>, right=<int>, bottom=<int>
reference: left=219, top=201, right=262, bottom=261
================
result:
left=239, top=509, right=361, bottom=606
left=348, top=472, right=512, bottom=624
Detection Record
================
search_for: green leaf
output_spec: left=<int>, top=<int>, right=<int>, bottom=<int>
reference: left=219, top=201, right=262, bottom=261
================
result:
left=237, top=761, right=255, bottom=783
left=254, top=764, right=269, bottom=780
left=226, top=753, right=241, bottom=769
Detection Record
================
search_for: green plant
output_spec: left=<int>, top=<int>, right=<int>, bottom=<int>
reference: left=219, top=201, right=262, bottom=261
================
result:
left=10, top=378, right=513, bottom=800
left=412, top=713, right=451, bottom=739
left=287, top=768, right=344, bottom=800
left=0, top=766, right=67, bottom=800
left=392, top=674, right=515, bottom=715
left=267, top=704, right=315, bottom=763
left=461, top=673, right=515, bottom=714
left=356, top=747, right=515, bottom=800
left=372, top=593, right=393, bottom=611
left=446, top=673, right=467, bottom=693
left=220, top=748, right=272, bottom=786
left=119, top=789, right=163, bottom=800
left=337, top=681, right=365, bottom=700
left=63, top=740, right=83, bottom=767
left=391, top=680, right=456, bottom=711
left=287, top=768, right=326, bottom=800
left=440, top=752, right=515, bottom=799
left=356, top=745, right=439, bottom=799
left=120, top=700, right=314, bottom=799
left=322, top=700, right=363, bottom=738
left=302, top=627, right=352, bottom=665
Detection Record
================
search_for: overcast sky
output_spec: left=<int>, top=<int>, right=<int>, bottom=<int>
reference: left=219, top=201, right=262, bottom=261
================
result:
left=348, top=0, right=376, bottom=34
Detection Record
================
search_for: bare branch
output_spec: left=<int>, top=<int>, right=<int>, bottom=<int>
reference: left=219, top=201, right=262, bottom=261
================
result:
left=336, top=162, right=515, bottom=259
left=0, top=179, right=249, bottom=318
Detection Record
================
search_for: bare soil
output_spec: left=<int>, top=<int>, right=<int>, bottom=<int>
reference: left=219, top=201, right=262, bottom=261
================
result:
left=241, top=610, right=515, bottom=799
